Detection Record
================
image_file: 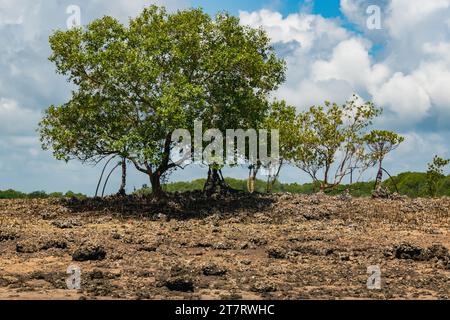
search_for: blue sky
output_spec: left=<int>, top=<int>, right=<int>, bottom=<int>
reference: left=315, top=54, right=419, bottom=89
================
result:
left=1, top=0, right=450, bottom=195
left=191, top=0, right=342, bottom=17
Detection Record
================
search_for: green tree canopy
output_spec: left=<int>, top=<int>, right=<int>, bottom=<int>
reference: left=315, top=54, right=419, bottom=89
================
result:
left=365, top=129, right=404, bottom=188
left=294, top=96, right=382, bottom=191
left=39, top=5, right=285, bottom=195
left=262, top=100, right=301, bottom=192
left=426, top=155, right=450, bottom=197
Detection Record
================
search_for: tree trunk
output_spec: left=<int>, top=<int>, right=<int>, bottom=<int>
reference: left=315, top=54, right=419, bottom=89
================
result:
left=266, top=161, right=283, bottom=193
left=247, top=164, right=260, bottom=193
left=247, top=167, right=252, bottom=193
left=320, top=183, right=325, bottom=192
left=323, top=165, right=330, bottom=191
left=266, top=175, right=271, bottom=193
left=118, top=158, right=127, bottom=196
left=203, top=167, right=230, bottom=196
left=150, top=172, right=163, bottom=197
left=375, top=160, right=383, bottom=189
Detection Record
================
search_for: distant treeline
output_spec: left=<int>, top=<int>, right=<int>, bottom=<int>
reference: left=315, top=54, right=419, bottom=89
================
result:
left=1, top=171, right=449, bottom=199
left=0, top=190, right=86, bottom=200
left=151, top=171, right=450, bottom=198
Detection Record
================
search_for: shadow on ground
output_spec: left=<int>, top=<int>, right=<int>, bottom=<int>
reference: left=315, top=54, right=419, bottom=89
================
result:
left=59, top=191, right=276, bottom=220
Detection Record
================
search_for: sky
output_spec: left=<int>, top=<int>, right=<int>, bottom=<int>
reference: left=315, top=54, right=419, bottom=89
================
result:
left=1, top=0, right=450, bottom=195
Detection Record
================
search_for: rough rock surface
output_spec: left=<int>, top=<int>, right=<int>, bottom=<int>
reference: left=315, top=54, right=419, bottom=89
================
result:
left=0, top=194, right=448, bottom=300
left=72, top=244, right=106, bottom=262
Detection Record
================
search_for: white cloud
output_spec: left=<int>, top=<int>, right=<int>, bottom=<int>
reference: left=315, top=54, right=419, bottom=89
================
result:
left=340, top=0, right=367, bottom=27
left=241, top=3, right=450, bottom=127
left=240, top=9, right=355, bottom=108
left=0, top=0, right=28, bottom=25
left=372, top=72, right=431, bottom=121
left=386, top=0, right=450, bottom=38
left=277, top=79, right=355, bottom=109
left=0, top=0, right=188, bottom=194
left=423, top=42, right=450, bottom=64
left=394, top=132, right=449, bottom=171
left=412, top=62, right=450, bottom=112
left=239, top=9, right=349, bottom=51
left=1, top=0, right=450, bottom=192
left=0, top=98, right=40, bottom=135
left=311, top=38, right=390, bottom=91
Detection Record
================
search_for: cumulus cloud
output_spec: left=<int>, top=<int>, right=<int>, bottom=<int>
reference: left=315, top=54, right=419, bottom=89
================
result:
left=240, top=9, right=355, bottom=108
left=241, top=1, right=450, bottom=127
left=373, top=72, right=432, bottom=120
left=411, top=63, right=450, bottom=115
left=1, top=0, right=450, bottom=192
left=311, top=38, right=390, bottom=91
left=0, top=0, right=188, bottom=193
left=0, top=98, right=40, bottom=135
left=239, top=9, right=349, bottom=49
left=386, top=0, right=450, bottom=38
left=239, top=1, right=450, bottom=175
left=393, top=132, right=450, bottom=171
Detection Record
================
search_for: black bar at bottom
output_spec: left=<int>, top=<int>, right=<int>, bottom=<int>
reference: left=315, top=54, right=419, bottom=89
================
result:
left=0, top=300, right=445, bottom=318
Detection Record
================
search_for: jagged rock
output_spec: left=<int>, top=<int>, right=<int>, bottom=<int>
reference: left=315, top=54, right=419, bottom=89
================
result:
left=339, top=189, right=352, bottom=201
left=426, top=244, right=449, bottom=260
left=137, top=244, right=158, bottom=252
left=251, top=281, right=278, bottom=293
left=155, top=213, right=169, bottom=221
left=163, top=276, right=194, bottom=292
left=41, top=239, right=67, bottom=250
left=51, top=219, right=82, bottom=229
left=0, top=230, right=19, bottom=242
left=372, top=186, right=392, bottom=199
left=212, top=242, right=232, bottom=250
left=249, top=237, right=268, bottom=246
left=202, top=263, right=227, bottom=276
left=16, top=237, right=67, bottom=253
left=72, top=243, right=106, bottom=261
left=40, top=212, right=58, bottom=220
left=393, top=243, right=449, bottom=262
left=339, top=253, right=351, bottom=261
left=16, top=240, right=39, bottom=253
left=267, top=246, right=288, bottom=259
left=393, top=243, right=427, bottom=261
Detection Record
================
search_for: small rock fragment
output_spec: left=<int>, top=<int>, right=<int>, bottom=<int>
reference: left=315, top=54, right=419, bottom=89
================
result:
left=202, top=263, right=227, bottom=276
left=72, top=244, right=106, bottom=261
left=163, top=277, right=194, bottom=292
left=267, top=246, right=288, bottom=259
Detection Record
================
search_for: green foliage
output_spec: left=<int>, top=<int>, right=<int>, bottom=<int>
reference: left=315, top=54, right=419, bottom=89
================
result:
left=2, top=172, right=448, bottom=199
left=294, top=95, right=382, bottom=190
left=64, top=191, right=87, bottom=199
left=426, top=156, right=450, bottom=197
left=364, top=129, right=404, bottom=189
left=262, top=100, right=301, bottom=191
left=0, top=190, right=86, bottom=199
left=365, top=130, right=404, bottom=164
left=0, top=189, right=27, bottom=199
left=129, top=171, right=447, bottom=198
left=365, top=130, right=403, bottom=171
left=27, top=191, right=50, bottom=199
left=383, top=172, right=427, bottom=197
left=383, top=171, right=450, bottom=197
left=165, top=172, right=448, bottom=197
left=39, top=5, right=285, bottom=194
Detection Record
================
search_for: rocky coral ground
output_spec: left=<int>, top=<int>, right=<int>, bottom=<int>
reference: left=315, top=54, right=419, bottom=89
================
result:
left=0, top=193, right=449, bottom=300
